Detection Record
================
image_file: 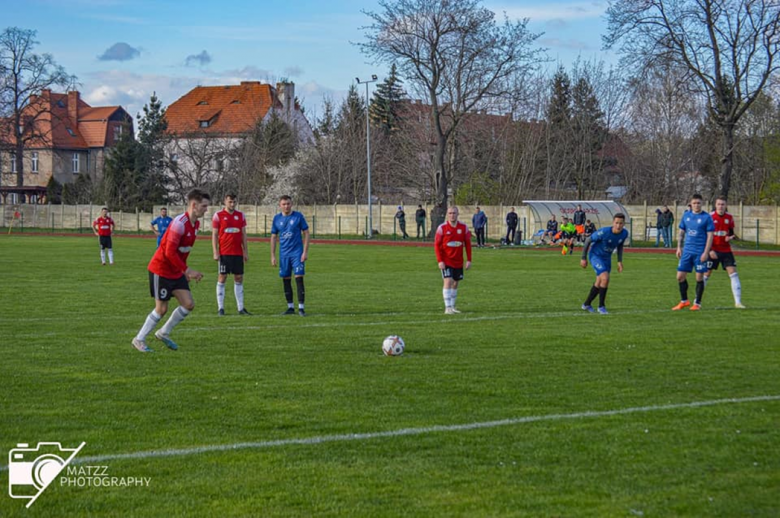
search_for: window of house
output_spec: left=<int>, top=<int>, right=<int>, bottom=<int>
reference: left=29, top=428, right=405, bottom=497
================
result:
left=199, top=120, right=210, bottom=128
left=170, top=153, right=179, bottom=162
left=57, top=100, right=66, bottom=108
left=10, top=152, right=16, bottom=173
left=113, top=125, right=122, bottom=141
left=72, top=153, right=80, bottom=173
left=231, top=100, right=240, bottom=104
left=67, top=128, right=76, bottom=136
left=197, top=100, right=208, bottom=105
left=32, top=152, right=39, bottom=173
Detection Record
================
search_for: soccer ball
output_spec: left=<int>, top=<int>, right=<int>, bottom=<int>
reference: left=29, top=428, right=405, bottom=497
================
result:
left=382, top=335, right=405, bottom=356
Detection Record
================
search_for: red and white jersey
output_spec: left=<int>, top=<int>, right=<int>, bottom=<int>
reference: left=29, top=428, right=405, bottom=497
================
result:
left=435, top=221, right=472, bottom=268
left=148, top=213, right=200, bottom=279
left=212, top=209, right=246, bottom=256
left=93, top=216, right=114, bottom=236
left=710, top=211, right=734, bottom=253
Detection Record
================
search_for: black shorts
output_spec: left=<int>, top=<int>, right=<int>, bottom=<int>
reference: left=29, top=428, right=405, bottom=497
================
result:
left=99, top=236, right=112, bottom=249
left=219, top=255, right=244, bottom=275
left=441, top=266, right=464, bottom=281
left=708, top=251, right=737, bottom=270
left=149, top=272, right=189, bottom=301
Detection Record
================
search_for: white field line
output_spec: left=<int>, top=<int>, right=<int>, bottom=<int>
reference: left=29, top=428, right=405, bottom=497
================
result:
left=7, top=306, right=778, bottom=339
left=1, top=394, right=777, bottom=471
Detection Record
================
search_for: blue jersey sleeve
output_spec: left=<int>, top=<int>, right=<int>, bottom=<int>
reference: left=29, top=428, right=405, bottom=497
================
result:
left=706, top=216, right=715, bottom=232
left=152, top=217, right=160, bottom=226
left=299, top=214, right=309, bottom=231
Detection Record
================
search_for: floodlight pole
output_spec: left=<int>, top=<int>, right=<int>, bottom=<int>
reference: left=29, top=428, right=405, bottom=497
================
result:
left=357, top=75, right=378, bottom=238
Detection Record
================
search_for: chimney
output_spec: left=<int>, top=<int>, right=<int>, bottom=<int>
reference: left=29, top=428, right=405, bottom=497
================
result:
left=68, top=91, right=80, bottom=122
left=276, top=81, right=294, bottom=114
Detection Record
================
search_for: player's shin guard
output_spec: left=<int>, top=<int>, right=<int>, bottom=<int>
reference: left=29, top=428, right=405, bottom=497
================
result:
left=100, top=249, right=106, bottom=264
left=585, top=285, right=599, bottom=306
left=679, top=279, right=689, bottom=301
left=295, top=277, right=305, bottom=309
left=216, top=282, right=226, bottom=310
left=695, top=280, right=705, bottom=305
left=108, top=249, right=114, bottom=264
left=283, top=278, right=294, bottom=308
left=598, top=287, right=608, bottom=308
left=442, top=289, right=451, bottom=308
left=136, top=310, right=161, bottom=341
left=729, top=272, right=742, bottom=304
left=450, top=288, right=458, bottom=307
left=159, top=306, right=190, bottom=335
left=234, top=283, right=244, bottom=311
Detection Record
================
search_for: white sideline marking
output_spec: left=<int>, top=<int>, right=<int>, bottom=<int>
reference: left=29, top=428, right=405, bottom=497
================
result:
left=2, top=395, right=776, bottom=471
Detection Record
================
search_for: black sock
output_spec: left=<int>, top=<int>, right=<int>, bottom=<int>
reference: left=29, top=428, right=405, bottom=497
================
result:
left=598, top=287, right=608, bottom=308
left=585, top=285, right=599, bottom=306
left=283, top=278, right=293, bottom=304
left=695, top=280, right=704, bottom=305
left=679, top=279, right=689, bottom=301
left=295, top=276, right=305, bottom=305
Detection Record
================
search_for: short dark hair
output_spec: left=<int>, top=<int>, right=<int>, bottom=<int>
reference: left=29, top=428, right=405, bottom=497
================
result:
left=101, top=207, right=108, bottom=211
left=225, top=194, right=236, bottom=201
left=187, top=188, right=211, bottom=202
left=161, top=207, right=168, bottom=211
left=691, top=193, right=703, bottom=201
left=613, top=213, right=626, bottom=220
left=279, top=195, right=292, bottom=202
left=716, top=196, right=727, bottom=203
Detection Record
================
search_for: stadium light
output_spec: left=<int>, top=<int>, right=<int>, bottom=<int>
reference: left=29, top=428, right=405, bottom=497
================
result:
left=356, top=75, right=378, bottom=239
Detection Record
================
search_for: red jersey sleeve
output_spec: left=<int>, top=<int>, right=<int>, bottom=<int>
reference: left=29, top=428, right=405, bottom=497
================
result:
left=162, top=217, right=189, bottom=275
left=434, top=224, right=445, bottom=263
left=212, top=211, right=221, bottom=229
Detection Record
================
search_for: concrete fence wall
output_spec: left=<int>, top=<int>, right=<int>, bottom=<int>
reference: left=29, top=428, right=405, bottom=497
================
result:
left=2, top=202, right=779, bottom=244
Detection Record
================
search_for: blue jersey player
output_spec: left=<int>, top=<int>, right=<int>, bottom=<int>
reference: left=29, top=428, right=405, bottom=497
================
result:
left=673, top=194, right=714, bottom=311
left=150, top=208, right=173, bottom=248
left=270, top=195, right=310, bottom=316
left=580, top=213, right=628, bottom=314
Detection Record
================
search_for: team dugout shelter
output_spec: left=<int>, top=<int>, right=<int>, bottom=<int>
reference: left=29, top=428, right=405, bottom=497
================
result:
left=523, top=200, right=631, bottom=242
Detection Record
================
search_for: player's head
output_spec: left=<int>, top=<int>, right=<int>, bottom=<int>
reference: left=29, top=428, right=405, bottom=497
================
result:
left=510, top=206, right=515, bottom=211
left=447, top=206, right=459, bottom=222
left=715, top=197, right=727, bottom=214
left=279, top=195, right=293, bottom=215
left=551, top=215, right=556, bottom=220
left=100, top=207, right=108, bottom=216
left=160, top=207, right=167, bottom=215
left=577, top=204, right=582, bottom=210
left=224, top=194, right=237, bottom=210
left=611, top=213, right=626, bottom=233
left=690, top=194, right=703, bottom=213
left=586, top=219, right=591, bottom=224
left=186, top=188, right=211, bottom=218
left=418, top=204, right=422, bottom=209
left=475, top=206, right=480, bottom=213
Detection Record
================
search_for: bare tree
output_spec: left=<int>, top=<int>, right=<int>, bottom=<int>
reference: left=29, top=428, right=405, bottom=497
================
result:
left=604, top=0, right=780, bottom=198
left=0, top=27, right=75, bottom=199
left=360, top=0, right=544, bottom=232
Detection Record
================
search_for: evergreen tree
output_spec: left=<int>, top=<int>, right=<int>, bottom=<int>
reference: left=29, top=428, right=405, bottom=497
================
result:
left=136, top=92, right=169, bottom=208
left=338, top=84, right=365, bottom=132
left=370, top=64, right=406, bottom=133
left=317, top=98, right=336, bottom=137
left=571, top=76, right=607, bottom=197
left=546, top=67, right=571, bottom=125
left=46, top=176, right=62, bottom=204
left=101, top=128, right=141, bottom=210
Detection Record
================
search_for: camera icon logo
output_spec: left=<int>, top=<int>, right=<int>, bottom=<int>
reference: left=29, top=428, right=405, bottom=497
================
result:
left=8, top=442, right=86, bottom=508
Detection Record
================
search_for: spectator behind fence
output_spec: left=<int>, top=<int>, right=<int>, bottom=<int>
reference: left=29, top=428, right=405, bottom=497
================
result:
left=506, top=207, right=518, bottom=245
left=415, top=205, right=426, bottom=239
left=543, top=215, right=558, bottom=244
left=472, top=206, right=487, bottom=248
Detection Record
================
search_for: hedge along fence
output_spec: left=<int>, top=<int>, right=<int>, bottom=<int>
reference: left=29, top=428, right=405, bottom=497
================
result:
left=2, top=202, right=780, bottom=245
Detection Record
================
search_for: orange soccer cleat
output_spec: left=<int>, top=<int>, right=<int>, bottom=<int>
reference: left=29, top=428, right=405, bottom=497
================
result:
left=689, top=304, right=701, bottom=311
left=671, top=301, right=692, bottom=311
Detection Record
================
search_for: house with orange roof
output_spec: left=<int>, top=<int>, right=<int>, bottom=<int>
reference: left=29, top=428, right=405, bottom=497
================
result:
left=0, top=90, right=133, bottom=204
left=163, top=81, right=313, bottom=198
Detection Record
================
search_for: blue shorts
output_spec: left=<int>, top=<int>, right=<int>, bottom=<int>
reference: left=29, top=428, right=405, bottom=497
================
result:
left=590, top=254, right=611, bottom=276
left=279, top=254, right=305, bottom=278
left=678, top=251, right=708, bottom=273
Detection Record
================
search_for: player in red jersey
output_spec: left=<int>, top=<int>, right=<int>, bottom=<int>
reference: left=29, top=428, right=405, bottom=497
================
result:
left=435, top=206, right=473, bottom=314
left=212, top=194, right=251, bottom=316
left=704, top=197, right=745, bottom=308
left=92, top=207, right=115, bottom=265
left=131, top=189, right=211, bottom=352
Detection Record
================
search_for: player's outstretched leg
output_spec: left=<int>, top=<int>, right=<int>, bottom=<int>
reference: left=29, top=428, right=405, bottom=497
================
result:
left=132, top=309, right=162, bottom=353
left=672, top=277, right=691, bottom=310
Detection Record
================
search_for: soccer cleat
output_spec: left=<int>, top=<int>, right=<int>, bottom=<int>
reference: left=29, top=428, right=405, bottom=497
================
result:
left=671, top=301, right=691, bottom=311
left=444, top=307, right=455, bottom=315
left=690, top=304, right=701, bottom=311
left=298, top=309, right=306, bottom=317
left=735, top=303, right=746, bottom=309
left=561, top=246, right=568, bottom=255
left=218, top=308, right=225, bottom=316
left=102, top=262, right=106, bottom=266
left=597, top=306, right=609, bottom=315
left=238, top=308, right=252, bottom=316
left=154, top=331, right=179, bottom=350
left=132, top=338, right=152, bottom=353
left=450, top=307, right=462, bottom=314
left=581, top=304, right=595, bottom=313
left=281, top=308, right=295, bottom=316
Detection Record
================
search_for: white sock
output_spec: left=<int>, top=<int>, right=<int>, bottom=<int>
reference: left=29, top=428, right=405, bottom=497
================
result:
left=451, top=288, right=458, bottom=307
left=729, top=272, right=742, bottom=304
left=298, top=303, right=304, bottom=310
left=442, top=288, right=451, bottom=308
left=100, top=250, right=106, bottom=263
left=703, top=275, right=709, bottom=287
left=159, top=306, right=190, bottom=336
left=216, top=282, right=225, bottom=310
left=234, top=283, right=244, bottom=311
left=136, top=310, right=161, bottom=341
left=108, top=249, right=114, bottom=264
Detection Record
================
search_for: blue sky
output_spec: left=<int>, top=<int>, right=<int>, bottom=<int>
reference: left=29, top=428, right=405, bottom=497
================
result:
left=4, top=0, right=614, bottom=121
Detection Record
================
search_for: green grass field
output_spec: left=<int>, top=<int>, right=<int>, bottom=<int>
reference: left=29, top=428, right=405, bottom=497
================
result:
left=1, top=235, right=779, bottom=517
